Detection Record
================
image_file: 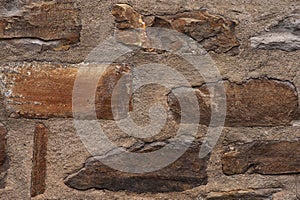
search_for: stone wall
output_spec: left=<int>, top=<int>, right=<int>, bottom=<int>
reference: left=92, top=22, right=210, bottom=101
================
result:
left=0, top=0, right=299, bottom=199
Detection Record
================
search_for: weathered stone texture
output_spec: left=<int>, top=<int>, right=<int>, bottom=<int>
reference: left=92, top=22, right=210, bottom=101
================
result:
left=222, top=141, right=300, bottom=175
left=31, top=123, right=48, bottom=197
left=0, top=124, right=7, bottom=188
left=168, top=79, right=298, bottom=127
left=251, top=12, right=300, bottom=51
left=0, top=63, right=132, bottom=119
left=64, top=141, right=209, bottom=193
left=112, top=4, right=240, bottom=54
left=0, top=0, right=81, bottom=50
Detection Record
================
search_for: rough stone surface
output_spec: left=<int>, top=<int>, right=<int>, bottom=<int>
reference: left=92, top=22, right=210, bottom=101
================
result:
left=0, top=0, right=81, bottom=51
left=0, top=63, right=132, bottom=119
left=222, top=140, right=300, bottom=175
left=168, top=79, right=298, bottom=127
left=0, top=124, right=7, bottom=188
left=112, top=4, right=240, bottom=54
left=30, top=123, right=48, bottom=197
left=251, top=13, right=300, bottom=51
left=64, top=140, right=209, bottom=193
left=0, top=0, right=299, bottom=199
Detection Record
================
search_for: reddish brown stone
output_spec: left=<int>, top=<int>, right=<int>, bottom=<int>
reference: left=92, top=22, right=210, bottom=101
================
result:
left=0, top=0, right=81, bottom=49
left=168, top=79, right=298, bottom=127
left=1, top=63, right=132, bottom=119
left=31, top=123, right=48, bottom=197
left=64, top=140, right=209, bottom=193
left=221, top=141, right=300, bottom=175
left=112, top=4, right=240, bottom=54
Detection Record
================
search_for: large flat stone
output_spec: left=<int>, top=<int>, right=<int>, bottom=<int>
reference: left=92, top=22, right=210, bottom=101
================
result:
left=222, top=140, right=300, bottom=175
left=64, top=140, right=209, bottom=193
left=1, top=63, right=132, bottom=119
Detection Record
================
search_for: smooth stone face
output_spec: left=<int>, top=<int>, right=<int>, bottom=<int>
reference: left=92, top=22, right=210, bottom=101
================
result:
left=0, top=63, right=132, bottom=120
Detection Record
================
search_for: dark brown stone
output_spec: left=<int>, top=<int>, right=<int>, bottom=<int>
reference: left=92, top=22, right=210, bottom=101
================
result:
left=0, top=0, right=81, bottom=50
left=168, top=79, right=298, bottom=127
left=31, top=123, right=48, bottom=197
left=0, top=125, right=6, bottom=167
left=1, top=63, right=132, bottom=119
left=222, top=141, right=300, bottom=175
left=64, top=141, right=209, bottom=193
left=112, top=4, right=240, bottom=54
left=0, top=124, right=7, bottom=189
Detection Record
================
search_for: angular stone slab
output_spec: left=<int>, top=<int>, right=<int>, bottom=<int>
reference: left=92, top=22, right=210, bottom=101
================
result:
left=222, top=140, right=300, bottom=175
left=0, top=0, right=81, bottom=48
left=112, top=4, right=240, bottom=54
left=64, top=141, right=209, bottom=193
left=168, top=79, right=298, bottom=127
left=1, top=63, right=132, bottom=119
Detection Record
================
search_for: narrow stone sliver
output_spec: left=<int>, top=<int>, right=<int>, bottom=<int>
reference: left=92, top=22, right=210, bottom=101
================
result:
left=30, top=123, right=48, bottom=197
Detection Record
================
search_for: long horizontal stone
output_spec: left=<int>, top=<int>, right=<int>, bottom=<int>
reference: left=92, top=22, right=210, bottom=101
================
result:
left=221, top=140, right=300, bottom=175
left=0, top=63, right=132, bottom=119
left=168, top=79, right=298, bottom=127
left=64, top=140, right=209, bottom=193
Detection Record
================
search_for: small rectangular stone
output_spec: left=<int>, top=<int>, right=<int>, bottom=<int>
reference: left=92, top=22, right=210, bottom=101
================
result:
left=221, top=140, right=300, bottom=175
